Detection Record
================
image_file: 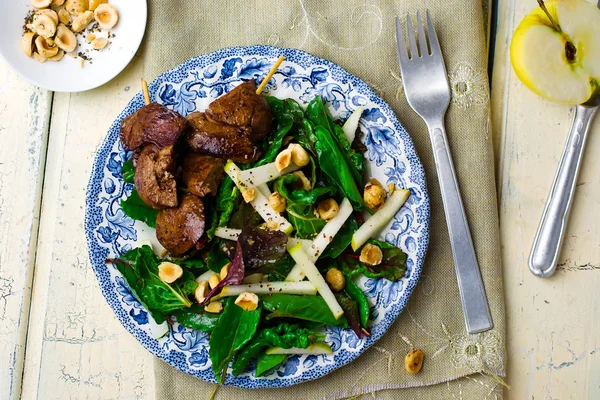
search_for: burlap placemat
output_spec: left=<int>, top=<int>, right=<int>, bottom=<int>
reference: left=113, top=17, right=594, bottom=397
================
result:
left=141, top=1, right=505, bottom=398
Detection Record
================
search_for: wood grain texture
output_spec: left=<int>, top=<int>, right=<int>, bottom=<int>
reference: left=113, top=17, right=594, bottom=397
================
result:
left=492, top=0, right=600, bottom=398
left=20, top=56, right=156, bottom=400
left=0, top=67, right=51, bottom=400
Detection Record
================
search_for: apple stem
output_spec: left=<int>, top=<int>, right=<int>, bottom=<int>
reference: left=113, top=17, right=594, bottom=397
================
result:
left=537, top=0, right=561, bottom=33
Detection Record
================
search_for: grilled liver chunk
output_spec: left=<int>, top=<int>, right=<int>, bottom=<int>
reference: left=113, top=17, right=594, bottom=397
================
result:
left=156, top=194, right=205, bottom=256
left=181, top=153, right=226, bottom=197
left=120, top=103, right=187, bottom=151
left=134, top=144, right=178, bottom=210
left=185, top=112, right=260, bottom=164
left=206, top=80, right=273, bottom=142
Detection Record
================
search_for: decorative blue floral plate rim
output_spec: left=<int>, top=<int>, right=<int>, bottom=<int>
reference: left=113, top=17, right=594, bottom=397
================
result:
left=85, top=45, right=430, bottom=388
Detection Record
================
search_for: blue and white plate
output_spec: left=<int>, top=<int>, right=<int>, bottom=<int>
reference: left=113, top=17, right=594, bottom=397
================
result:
left=85, top=46, right=430, bottom=388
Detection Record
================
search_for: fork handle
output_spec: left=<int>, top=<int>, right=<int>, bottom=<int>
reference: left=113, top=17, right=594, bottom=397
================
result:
left=528, top=105, right=598, bottom=278
left=428, top=122, right=493, bottom=334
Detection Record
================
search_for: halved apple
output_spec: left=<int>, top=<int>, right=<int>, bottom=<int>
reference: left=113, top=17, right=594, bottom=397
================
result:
left=510, top=0, right=600, bottom=104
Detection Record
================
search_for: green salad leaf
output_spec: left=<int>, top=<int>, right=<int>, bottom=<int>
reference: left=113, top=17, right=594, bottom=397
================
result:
left=306, top=96, right=364, bottom=184
left=266, top=253, right=296, bottom=282
left=120, top=188, right=159, bottom=228
left=335, top=292, right=361, bottom=337
left=286, top=204, right=326, bottom=239
left=232, top=322, right=322, bottom=376
left=320, top=215, right=358, bottom=259
left=325, top=239, right=407, bottom=282
left=256, top=353, right=287, bottom=377
left=110, top=245, right=195, bottom=324
left=262, top=294, right=348, bottom=327
left=274, top=174, right=336, bottom=206
left=215, top=176, right=241, bottom=229
left=209, top=297, right=261, bottom=383
left=122, top=158, right=135, bottom=184
left=171, top=305, right=220, bottom=333
left=313, top=125, right=364, bottom=210
left=344, top=278, right=370, bottom=329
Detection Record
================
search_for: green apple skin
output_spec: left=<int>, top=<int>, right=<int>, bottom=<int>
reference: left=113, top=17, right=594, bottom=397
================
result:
left=510, top=0, right=600, bottom=104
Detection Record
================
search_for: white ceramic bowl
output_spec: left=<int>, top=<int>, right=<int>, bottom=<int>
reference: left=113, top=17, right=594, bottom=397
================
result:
left=0, top=0, right=146, bottom=92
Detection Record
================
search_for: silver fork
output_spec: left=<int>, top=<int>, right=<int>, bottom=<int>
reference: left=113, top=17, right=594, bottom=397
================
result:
left=395, top=11, right=493, bottom=334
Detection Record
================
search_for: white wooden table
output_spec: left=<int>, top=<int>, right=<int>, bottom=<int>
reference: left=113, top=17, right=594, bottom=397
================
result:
left=1, top=2, right=599, bottom=398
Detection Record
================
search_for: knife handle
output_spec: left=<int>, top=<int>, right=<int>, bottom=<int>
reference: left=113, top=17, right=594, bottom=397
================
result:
left=529, top=104, right=599, bottom=277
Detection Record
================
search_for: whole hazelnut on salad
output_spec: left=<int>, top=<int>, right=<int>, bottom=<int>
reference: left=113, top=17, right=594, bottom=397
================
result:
left=359, top=244, right=383, bottom=266
left=317, top=198, right=339, bottom=221
left=364, top=179, right=386, bottom=211
left=325, top=268, right=346, bottom=292
left=269, top=192, right=286, bottom=213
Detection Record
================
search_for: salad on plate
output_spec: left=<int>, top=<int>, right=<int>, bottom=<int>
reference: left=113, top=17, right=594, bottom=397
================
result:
left=108, top=75, right=410, bottom=384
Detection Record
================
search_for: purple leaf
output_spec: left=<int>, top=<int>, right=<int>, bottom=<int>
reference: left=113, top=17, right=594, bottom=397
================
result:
left=239, top=227, right=288, bottom=270
left=335, top=293, right=362, bottom=338
left=201, top=242, right=246, bottom=305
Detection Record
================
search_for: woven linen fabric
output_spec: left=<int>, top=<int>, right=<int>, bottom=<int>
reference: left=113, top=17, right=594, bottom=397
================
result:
left=143, top=1, right=506, bottom=398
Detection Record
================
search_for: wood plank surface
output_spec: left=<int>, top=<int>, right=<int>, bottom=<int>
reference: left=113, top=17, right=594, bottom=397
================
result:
left=0, top=68, right=51, bottom=400
left=20, top=56, right=156, bottom=400
left=492, top=1, right=600, bottom=399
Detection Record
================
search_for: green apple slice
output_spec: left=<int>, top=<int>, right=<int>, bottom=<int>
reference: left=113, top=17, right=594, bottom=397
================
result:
left=510, top=0, right=600, bottom=104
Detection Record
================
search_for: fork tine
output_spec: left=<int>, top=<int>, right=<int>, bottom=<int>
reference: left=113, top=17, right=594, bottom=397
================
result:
left=395, top=16, right=409, bottom=64
left=405, top=13, right=418, bottom=59
left=416, top=10, right=429, bottom=56
left=425, top=10, right=440, bottom=56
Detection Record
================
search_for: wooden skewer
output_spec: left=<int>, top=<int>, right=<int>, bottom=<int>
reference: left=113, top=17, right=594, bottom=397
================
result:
left=141, top=78, right=150, bottom=105
left=256, top=55, right=284, bottom=95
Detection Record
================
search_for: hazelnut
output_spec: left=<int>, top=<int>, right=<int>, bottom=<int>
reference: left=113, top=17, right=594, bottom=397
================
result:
left=317, top=198, right=340, bottom=221
left=364, top=179, right=387, bottom=211
left=234, top=292, right=259, bottom=311
left=205, top=301, right=223, bottom=314
left=220, top=263, right=231, bottom=280
left=275, top=149, right=292, bottom=171
left=157, top=262, right=183, bottom=283
left=194, top=281, right=209, bottom=303
left=208, top=273, right=220, bottom=289
left=359, top=244, right=383, bottom=266
left=288, top=143, right=310, bottom=167
left=325, top=268, right=346, bottom=292
left=404, top=349, right=424, bottom=374
left=264, top=219, right=280, bottom=231
left=388, top=182, right=396, bottom=195
left=242, top=188, right=256, bottom=203
left=292, top=171, right=311, bottom=191
left=269, top=192, right=286, bottom=213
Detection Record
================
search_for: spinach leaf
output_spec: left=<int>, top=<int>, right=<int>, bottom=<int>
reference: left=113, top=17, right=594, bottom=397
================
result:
left=239, top=226, right=288, bottom=271
left=229, top=201, right=262, bottom=230
left=120, top=188, right=159, bottom=228
left=216, top=176, right=241, bottom=228
left=209, top=298, right=261, bottom=383
left=206, top=198, right=219, bottom=241
left=274, top=174, right=336, bottom=206
left=335, top=292, right=361, bottom=338
left=324, top=239, right=407, bottom=282
left=313, top=125, right=364, bottom=210
left=171, top=305, right=220, bottom=333
left=201, top=241, right=245, bottom=305
left=295, top=118, right=318, bottom=156
left=206, top=239, right=232, bottom=272
left=266, top=253, right=296, bottom=282
left=262, top=294, right=348, bottom=327
left=122, top=158, right=135, bottom=184
left=258, top=96, right=296, bottom=167
left=256, top=353, right=287, bottom=377
left=320, top=215, right=358, bottom=259
left=344, top=278, right=370, bottom=329
left=305, top=96, right=364, bottom=184
left=232, top=322, right=322, bottom=376
left=286, top=204, right=326, bottom=239
left=110, top=246, right=193, bottom=324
